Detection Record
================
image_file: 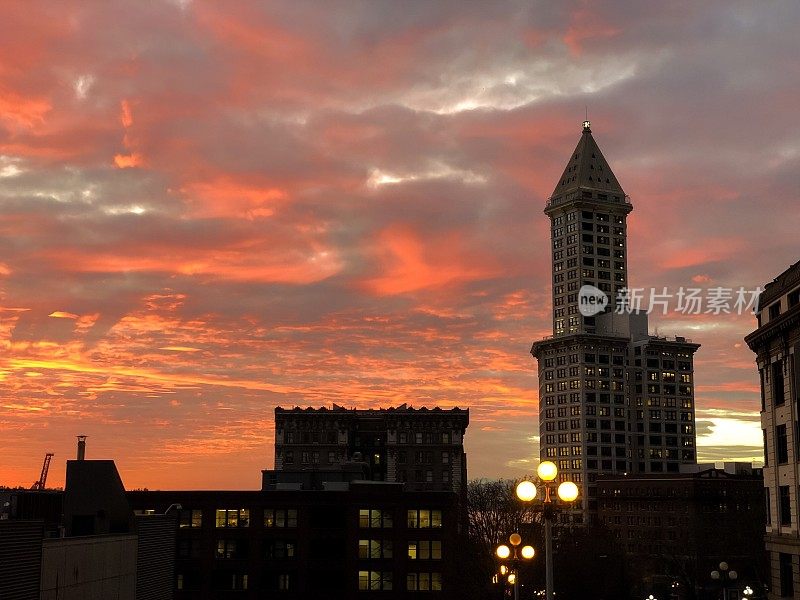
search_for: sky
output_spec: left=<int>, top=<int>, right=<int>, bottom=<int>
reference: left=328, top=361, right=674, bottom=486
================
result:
left=1, top=1, right=799, bottom=490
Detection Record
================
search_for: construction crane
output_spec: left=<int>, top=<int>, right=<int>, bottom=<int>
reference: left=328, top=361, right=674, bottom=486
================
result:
left=31, top=453, right=54, bottom=490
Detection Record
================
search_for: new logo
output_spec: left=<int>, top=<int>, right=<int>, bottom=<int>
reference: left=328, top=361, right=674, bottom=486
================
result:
left=578, top=285, right=608, bottom=317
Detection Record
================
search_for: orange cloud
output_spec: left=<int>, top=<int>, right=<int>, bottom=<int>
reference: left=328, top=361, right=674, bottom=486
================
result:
left=363, top=225, right=498, bottom=296
left=0, top=90, right=51, bottom=129
left=181, top=175, right=288, bottom=219
left=120, top=99, right=134, bottom=128
left=48, top=311, right=79, bottom=319
left=114, top=153, right=143, bottom=168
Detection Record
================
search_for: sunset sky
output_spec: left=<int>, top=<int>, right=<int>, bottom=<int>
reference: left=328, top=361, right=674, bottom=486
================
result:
left=2, top=1, right=799, bottom=490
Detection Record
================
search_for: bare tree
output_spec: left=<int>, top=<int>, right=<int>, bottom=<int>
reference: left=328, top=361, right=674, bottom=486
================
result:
left=452, top=478, right=545, bottom=599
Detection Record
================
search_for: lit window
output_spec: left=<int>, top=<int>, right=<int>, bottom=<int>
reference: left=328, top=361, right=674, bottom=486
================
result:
left=264, top=509, right=298, bottom=528
left=359, top=571, right=393, bottom=591
left=359, top=509, right=393, bottom=528
left=278, top=574, right=290, bottom=591
left=407, top=509, right=442, bottom=528
left=215, top=508, right=249, bottom=528
left=408, top=540, right=442, bottom=560
left=179, top=509, right=202, bottom=528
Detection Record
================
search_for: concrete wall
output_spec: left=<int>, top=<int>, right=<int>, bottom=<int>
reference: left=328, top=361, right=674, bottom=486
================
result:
left=40, top=534, right=137, bottom=600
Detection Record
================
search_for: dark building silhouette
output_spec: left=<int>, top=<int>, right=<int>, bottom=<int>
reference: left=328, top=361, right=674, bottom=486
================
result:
left=746, top=260, right=800, bottom=599
left=274, top=404, right=469, bottom=493
left=531, top=121, right=700, bottom=518
left=128, top=482, right=461, bottom=599
left=597, top=464, right=766, bottom=598
left=0, top=441, right=175, bottom=600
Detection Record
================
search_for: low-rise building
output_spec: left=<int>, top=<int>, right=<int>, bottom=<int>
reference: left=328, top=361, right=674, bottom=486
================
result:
left=128, top=482, right=461, bottom=599
left=0, top=442, right=175, bottom=600
left=597, top=464, right=766, bottom=598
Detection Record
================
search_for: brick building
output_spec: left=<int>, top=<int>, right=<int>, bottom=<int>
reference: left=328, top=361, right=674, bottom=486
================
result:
left=273, top=404, right=469, bottom=493
left=128, top=482, right=461, bottom=599
left=597, top=465, right=766, bottom=598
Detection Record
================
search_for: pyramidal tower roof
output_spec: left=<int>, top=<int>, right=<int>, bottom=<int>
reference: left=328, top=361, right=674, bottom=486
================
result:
left=550, top=121, right=626, bottom=201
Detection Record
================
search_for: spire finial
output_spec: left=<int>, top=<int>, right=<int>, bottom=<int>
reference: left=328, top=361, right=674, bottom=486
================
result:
left=582, top=106, right=590, bottom=132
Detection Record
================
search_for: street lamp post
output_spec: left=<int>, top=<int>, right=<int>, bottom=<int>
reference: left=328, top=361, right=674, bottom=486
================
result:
left=515, top=460, right=579, bottom=600
left=710, top=561, right=738, bottom=600
left=496, top=533, right=536, bottom=600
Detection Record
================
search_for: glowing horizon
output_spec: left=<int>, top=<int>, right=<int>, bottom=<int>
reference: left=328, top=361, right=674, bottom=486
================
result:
left=2, top=1, right=797, bottom=489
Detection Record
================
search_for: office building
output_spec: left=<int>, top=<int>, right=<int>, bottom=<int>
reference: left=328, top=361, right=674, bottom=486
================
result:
left=274, top=404, right=469, bottom=493
left=531, top=122, right=700, bottom=516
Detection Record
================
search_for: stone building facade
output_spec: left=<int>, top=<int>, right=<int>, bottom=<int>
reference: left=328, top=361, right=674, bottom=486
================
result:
left=746, top=260, right=800, bottom=599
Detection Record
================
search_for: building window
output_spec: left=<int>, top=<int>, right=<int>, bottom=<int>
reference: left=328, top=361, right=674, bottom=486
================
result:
left=359, top=571, right=393, bottom=591
left=765, top=488, right=771, bottom=525
left=780, top=552, right=794, bottom=596
left=770, top=303, right=781, bottom=320
left=408, top=540, right=442, bottom=560
left=780, top=486, right=791, bottom=526
left=278, top=573, right=291, bottom=591
left=177, top=539, right=201, bottom=559
left=267, top=540, right=295, bottom=559
left=777, top=425, right=789, bottom=464
left=216, top=539, right=245, bottom=559
left=179, top=509, right=202, bottom=528
left=360, top=509, right=393, bottom=529
left=264, top=509, right=298, bottom=528
left=211, top=571, right=248, bottom=591
left=407, top=509, right=442, bottom=528
left=359, top=539, right=393, bottom=559
left=215, top=508, right=249, bottom=528
left=773, top=361, right=785, bottom=405
left=407, top=572, right=442, bottom=591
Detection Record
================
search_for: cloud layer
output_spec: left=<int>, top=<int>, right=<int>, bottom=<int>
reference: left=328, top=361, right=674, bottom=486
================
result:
left=2, top=0, right=797, bottom=488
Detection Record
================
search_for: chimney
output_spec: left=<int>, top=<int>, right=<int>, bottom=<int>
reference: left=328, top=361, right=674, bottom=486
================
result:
left=76, top=435, right=87, bottom=460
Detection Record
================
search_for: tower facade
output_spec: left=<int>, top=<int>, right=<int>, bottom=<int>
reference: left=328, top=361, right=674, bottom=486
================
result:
left=532, top=122, right=700, bottom=517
